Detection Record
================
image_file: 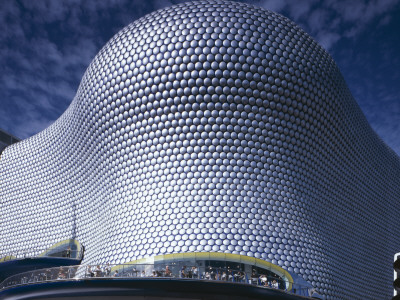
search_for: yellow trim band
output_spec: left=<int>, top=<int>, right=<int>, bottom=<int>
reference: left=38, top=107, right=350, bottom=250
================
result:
left=38, top=239, right=82, bottom=257
left=114, top=252, right=293, bottom=291
left=0, top=255, right=16, bottom=263
left=1, top=239, right=82, bottom=262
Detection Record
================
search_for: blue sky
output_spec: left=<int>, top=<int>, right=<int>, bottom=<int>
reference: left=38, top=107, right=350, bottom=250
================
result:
left=1, top=0, right=399, bottom=155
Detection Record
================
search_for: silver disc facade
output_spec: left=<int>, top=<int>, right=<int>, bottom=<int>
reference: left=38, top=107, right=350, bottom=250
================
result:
left=1, top=1, right=400, bottom=299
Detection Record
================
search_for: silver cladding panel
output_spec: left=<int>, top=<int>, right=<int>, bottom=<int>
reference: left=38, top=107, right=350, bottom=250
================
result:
left=1, top=1, right=399, bottom=299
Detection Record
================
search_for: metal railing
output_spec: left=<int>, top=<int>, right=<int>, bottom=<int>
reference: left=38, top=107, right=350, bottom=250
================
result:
left=0, top=263, right=314, bottom=297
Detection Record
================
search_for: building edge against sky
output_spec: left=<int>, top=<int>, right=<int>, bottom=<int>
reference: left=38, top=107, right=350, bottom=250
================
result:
left=0, top=129, right=20, bottom=155
left=0, top=1, right=399, bottom=299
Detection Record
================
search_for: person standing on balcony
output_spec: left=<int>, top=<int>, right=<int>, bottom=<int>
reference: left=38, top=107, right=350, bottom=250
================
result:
left=66, top=247, right=71, bottom=258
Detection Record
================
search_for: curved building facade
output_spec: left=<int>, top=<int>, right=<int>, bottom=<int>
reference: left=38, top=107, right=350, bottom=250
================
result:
left=1, top=1, right=399, bottom=299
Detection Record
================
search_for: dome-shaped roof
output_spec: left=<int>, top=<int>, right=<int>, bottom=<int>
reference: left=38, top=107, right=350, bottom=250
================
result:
left=2, top=2, right=400, bottom=300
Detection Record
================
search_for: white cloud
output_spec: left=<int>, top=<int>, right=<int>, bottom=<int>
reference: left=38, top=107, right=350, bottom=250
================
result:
left=1, top=0, right=399, bottom=156
left=257, top=0, right=289, bottom=12
left=257, top=0, right=399, bottom=50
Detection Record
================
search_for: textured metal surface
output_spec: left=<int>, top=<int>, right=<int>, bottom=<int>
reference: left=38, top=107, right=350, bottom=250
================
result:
left=1, top=1, right=399, bottom=299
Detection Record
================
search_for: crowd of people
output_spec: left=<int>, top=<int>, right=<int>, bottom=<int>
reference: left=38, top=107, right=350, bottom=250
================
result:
left=4, top=264, right=284, bottom=292
left=82, top=264, right=283, bottom=290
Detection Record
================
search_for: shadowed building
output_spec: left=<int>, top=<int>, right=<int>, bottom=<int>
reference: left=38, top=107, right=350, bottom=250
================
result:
left=0, top=129, right=20, bottom=154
